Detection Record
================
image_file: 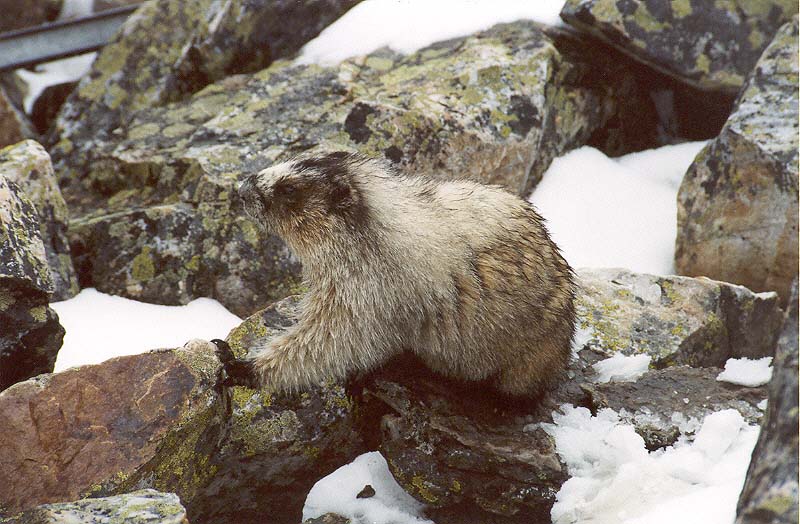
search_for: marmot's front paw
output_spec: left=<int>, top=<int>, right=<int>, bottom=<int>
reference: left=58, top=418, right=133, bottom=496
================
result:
left=212, top=339, right=259, bottom=389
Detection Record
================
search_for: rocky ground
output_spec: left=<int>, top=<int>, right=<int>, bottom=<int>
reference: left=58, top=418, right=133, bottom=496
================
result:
left=0, top=1, right=797, bottom=523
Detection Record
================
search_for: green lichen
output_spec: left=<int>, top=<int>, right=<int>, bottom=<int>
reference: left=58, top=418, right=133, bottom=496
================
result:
left=131, top=246, right=155, bottom=281
left=671, top=0, right=692, bottom=18
left=0, top=289, right=15, bottom=311
left=30, top=305, right=47, bottom=322
left=411, top=475, right=439, bottom=503
left=757, top=494, right=794, bottom=515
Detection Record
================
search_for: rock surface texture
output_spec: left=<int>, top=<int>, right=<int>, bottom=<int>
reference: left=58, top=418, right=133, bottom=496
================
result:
left=0, top=140, right=78, bottom=300
left=0, top=0, right=62, bottom=32
left=676, top=18, right=799, bottom=305
left=560, top=0, right=798, bottom=92
left=736, top=282, right=799, bottom=524
left=0, top=87, right=35, bottom=149
left=0, top=175, right=64, bottom=391
left=0, top=489, right=188, bottom=524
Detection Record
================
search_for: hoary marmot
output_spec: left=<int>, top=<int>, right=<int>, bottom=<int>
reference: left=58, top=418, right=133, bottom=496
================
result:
left=224, top=151, right=576, bottom=397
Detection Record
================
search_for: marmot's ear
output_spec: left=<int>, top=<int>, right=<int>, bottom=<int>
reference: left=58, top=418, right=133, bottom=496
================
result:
left=329, top=178, right=356, bottom=211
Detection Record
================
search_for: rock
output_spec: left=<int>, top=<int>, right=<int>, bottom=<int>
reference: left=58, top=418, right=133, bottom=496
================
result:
left=736, top=281, right=799, bottom=524
left=0, top=86, right=36, bottom=149
left=0, top=0, right=62, bottom=32
left=0, top=140, right=78, bottom=300
left=576, top=268, right=783, bottom=368
left=0, top=175, right=64, bottom=391
left=560, top=0, right=798, bottom=93
left=303, top=514, right=351, bottom=524
left=0, top=340, right=224, bottom=514
left=31, top=81, right=77, bottom=135
left=676, top=18, right=799, bottom=305
left=93, top=0, right=141, bottom=11
left=1, top=489, right=188, bottom=524
left=49, top=0, right=361, bottom=178
left=583, top=366, right=767, bottom=450
left=60, top=21, right=661, bottom=316
left=184, top=297, right=366, bottom=524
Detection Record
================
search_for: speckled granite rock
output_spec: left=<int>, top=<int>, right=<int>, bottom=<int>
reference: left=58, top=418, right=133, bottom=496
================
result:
left=576, top=268, right=783, bottom=368
left=0, top=0, right=61, bottom=32
left=1, top=490, right=188, bottom=524
left=0, top=340, right=224, bottom=514
left=0, top=175, right=64, bottom=391
left=183, top=297, right=366, bottom=524
left=60, top=21, right=658, bottom=317
left=49, top=0, right=360, bottom=181
left=736, top=281, right=798, bottom=524
left=560, top=0, right=797, bottom=92
left=0, top=140, right=78, bottom=300
left=676, top=18, right=799, bottom=305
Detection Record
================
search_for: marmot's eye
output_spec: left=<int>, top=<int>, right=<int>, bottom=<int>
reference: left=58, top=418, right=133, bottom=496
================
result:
left=275, top=183, right=296, bottom=197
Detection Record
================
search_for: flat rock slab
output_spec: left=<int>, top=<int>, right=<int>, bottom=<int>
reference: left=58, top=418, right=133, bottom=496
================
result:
left=676, top=18, right=799, bottom=305
left=1, top=489, right=188, bottom=524
left=0, top=340, right=223, bottom=515
left=561, top=0, right=797, bottom=92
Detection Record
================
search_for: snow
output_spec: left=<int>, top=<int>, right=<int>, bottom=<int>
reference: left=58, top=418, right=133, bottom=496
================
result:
left=716, top=357, right=773, bottom=388
left=303, top=452, right=433, bottom=524
left=297, top=0, right=565, bottom=66
left=544, top=405, right=760, bottom=524
left=51, top=288, right=242, bottom=372
left=592, top=353, right=652, bottom=383
left=528, top=142, right=707, bottom=275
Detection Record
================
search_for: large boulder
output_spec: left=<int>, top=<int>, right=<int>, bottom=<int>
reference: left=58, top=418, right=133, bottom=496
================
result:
left=560, top=0, right=797, bottom=93
left=49, top=0, right=361, bottom=181
left=0, top=340, right=224, bottom=514
left=1, top=489, right=188, bottom=524
left=576, top=268, right=783, bottom=368
left=0, top=140, right=78, bottom=300
left=61, top=21, right=661, bottom=317
left=735, top=281, right=799, bottom=524
left=0, top=175, right=64, bottom=391
left=675, top=18, right=799, bottom=305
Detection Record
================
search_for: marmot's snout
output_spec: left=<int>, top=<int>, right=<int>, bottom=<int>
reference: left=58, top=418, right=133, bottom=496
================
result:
left=238, top=173, right=270, bottom=220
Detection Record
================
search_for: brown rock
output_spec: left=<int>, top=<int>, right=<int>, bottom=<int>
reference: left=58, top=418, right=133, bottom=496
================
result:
left=0, top=0, right=62, bottom=32
left=0, top=86, right=35, bottom=149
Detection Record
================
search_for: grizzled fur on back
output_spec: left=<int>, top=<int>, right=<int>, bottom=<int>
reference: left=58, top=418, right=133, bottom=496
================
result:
left=236, top=151, right=576, bottom=397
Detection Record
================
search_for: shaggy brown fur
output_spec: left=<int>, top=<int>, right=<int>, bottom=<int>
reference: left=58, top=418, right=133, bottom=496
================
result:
left=231, top=151, right=576, bottom=396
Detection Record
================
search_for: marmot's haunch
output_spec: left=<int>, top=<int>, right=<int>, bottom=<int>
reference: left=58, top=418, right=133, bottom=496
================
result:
left=224, top=152, right=576, bottom=397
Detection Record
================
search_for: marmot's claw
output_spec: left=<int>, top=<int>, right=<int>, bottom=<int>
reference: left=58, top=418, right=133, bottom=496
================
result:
left=212, top=339, right=259, bottom=389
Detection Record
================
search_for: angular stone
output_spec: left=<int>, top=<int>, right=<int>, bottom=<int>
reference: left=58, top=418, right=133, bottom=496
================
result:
left=0, top=86, right=35, bottom=149
left=576, top=268, right=783, bottom=368
left=736, top=281, right=799, bottom=524
left=60, top=21, right=658, bottom=316
left=49, top=0, right=361, bottom=178
left=0, top=140, right=78, bottom=300
left=184, top=297, right=366, bottom=524
left=0, top=340, right=224, bottom=514
left=1, top=489, right=188, bottom=524
left=0, top=0, right=62, bottom=32
left=0, top=175, right=64, bottom=390
left=676, top=18, right=799, bottom=305
left=561, top=0, right=798, bottom=93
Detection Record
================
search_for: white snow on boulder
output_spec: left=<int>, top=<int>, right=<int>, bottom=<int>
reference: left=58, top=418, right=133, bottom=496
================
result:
left=716, top=357, right=773, bottom=388
left=592, top=353, right=652, bottom=383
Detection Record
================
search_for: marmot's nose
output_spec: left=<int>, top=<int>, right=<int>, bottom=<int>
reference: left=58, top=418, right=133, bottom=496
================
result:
left=237, top=174, right=255, bottom=195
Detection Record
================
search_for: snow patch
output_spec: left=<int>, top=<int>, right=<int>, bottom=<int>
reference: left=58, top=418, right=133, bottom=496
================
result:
left=544, top=405, right=760, bottom=524
left=716, top=357, right=773, bottom=387
left=51, top=288, right=242, bottom=372
left=592, top=353, right=652, bottom=383
left=529, top=142, right=707, bottom=275
left=297, top=0, right=566, bottom=66
left=303, top=452, right=432, bottom=524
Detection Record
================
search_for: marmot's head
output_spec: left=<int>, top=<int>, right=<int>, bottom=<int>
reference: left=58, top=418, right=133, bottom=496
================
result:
left=238, top=151, right=370, bottom=251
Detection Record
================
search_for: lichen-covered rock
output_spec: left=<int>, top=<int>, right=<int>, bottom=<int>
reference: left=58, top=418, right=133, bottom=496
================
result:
left=560, top=0, right=798, bottom=92
left=1, top=489, right=188, bottom=524
left=0, top=140, right=78, bottom=300
left=736, top=281, right=798, bottom=524
left=183, top=297, right=366, bottom=524
left=0, top=175, right=64, bottom=390
left=676, top=18, right=799, bottom=305
left=576, top=268, right=783, bottom=368
left=49, top=0, right=361, bottom=179
left=0, top=86, right=35, bottom=149
left=61, top=21, right=659, bottom=316
left=0, top=340, right=224, bottom=514
left=303, top=514, right=351, bottom=524
left=584, top=366, right=767, bottom=450
left=0, top=0, right=61, bottom=32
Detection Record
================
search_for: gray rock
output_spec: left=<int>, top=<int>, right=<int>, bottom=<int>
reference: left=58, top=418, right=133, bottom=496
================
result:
left=0, top=140, right=78, bottom=300
left=576, top=268, right=783, bottom=368
left=0, top=489, right=188, bottom=524
left=560, top=0, right=798, bottom=93
left=736, top=281, right=799, bottom=524
left=0, top=174, right=64, bottom=390
left=676, top=18, right=799, bottom=305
